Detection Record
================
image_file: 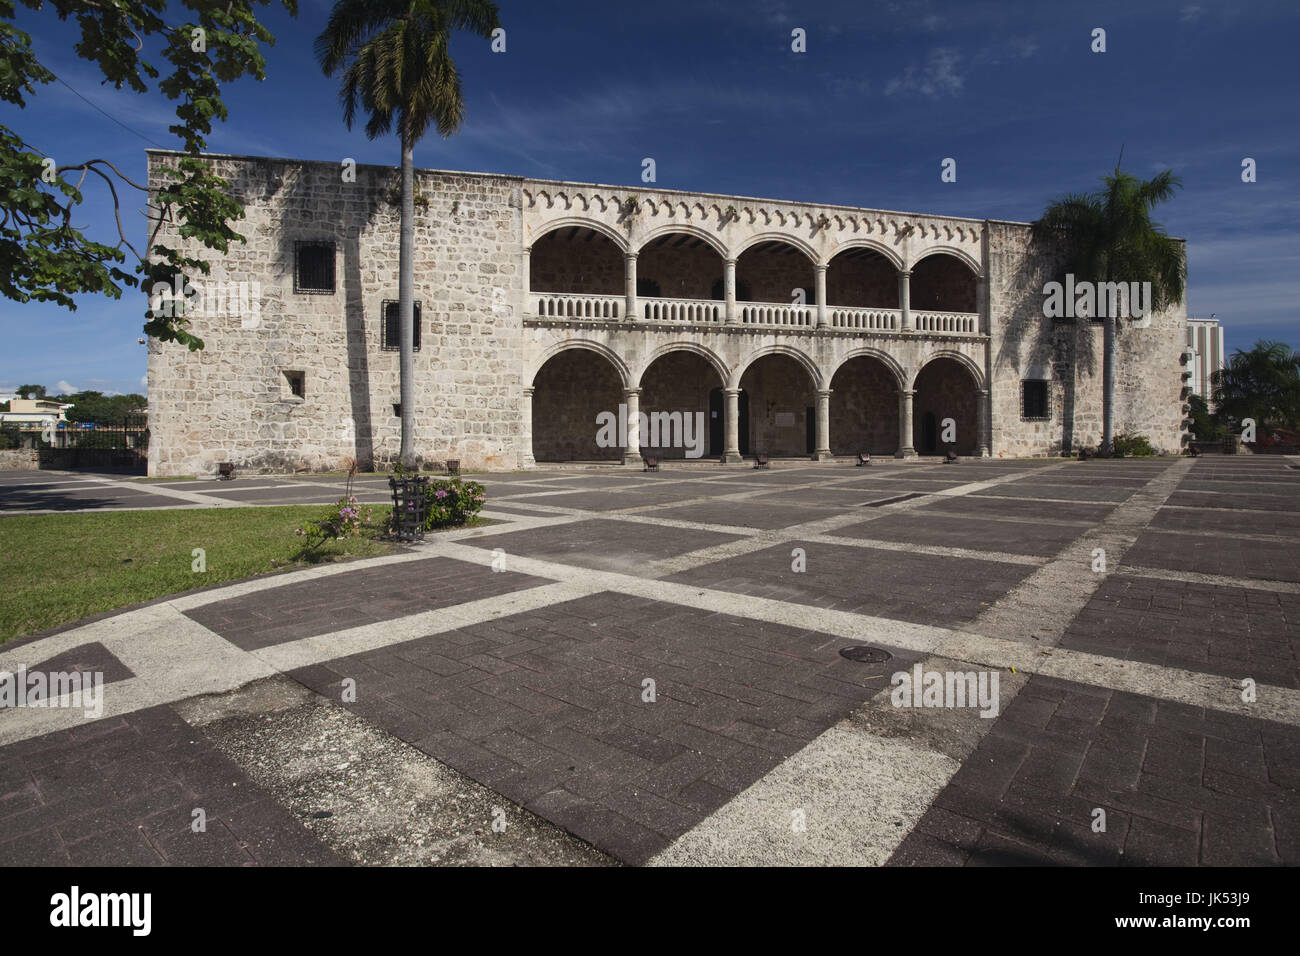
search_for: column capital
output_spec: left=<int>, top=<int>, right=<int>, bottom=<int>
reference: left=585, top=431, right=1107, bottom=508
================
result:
left=522, top=386, right=534, bottom=397
left=816, top=388, right=833, bottom=399
left=723, top=386, right=742, bottom=396
left=815, top=262, right=828, bottom=274
left=624, top=251, right=639, bottom=261
left=622, top=387, right=641, bottom=398
left=899, top=387, right=916, bottom=397
left=899, top=269, right=912, bottom=279
left=725, top=256, right=737, bottom=266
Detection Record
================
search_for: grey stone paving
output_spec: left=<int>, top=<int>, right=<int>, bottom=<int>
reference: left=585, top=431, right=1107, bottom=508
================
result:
left=2, top=455, right=1298, bottom=867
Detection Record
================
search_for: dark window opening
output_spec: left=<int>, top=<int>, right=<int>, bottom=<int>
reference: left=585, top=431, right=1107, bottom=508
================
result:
left=283, top=370, right=305, bottom=399
left=636, top=277, right=661, bottom=298
left=381, top=300, right=422, bottom=351
left=294, top=241, right=335, bottom=293
left=1022, top=380, right=1049, bottom=420
left=711, top=277, right=752, bottom=301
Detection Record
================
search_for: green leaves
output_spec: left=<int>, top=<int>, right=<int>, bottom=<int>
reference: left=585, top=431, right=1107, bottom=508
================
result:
left=1, top=0, right=297, bottom=347
left=1212, top=340, right=1300, bottom=433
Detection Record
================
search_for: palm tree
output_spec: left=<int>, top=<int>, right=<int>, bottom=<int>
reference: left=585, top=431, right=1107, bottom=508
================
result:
left=1212, top=339, right=1300, bottom=435
left=1033, top=169, right=1186, bottom=455
left=316, top=0, right=501, bottom=469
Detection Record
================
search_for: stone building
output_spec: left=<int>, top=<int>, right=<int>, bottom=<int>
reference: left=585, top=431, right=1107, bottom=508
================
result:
left=144, top=150, right=1189, bottom=476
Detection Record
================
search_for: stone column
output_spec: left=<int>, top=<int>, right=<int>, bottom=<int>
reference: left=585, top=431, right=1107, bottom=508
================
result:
left=723, top=387, right=742, bottom=462
left=813, top=388, right=832, bottom=459
left=622, top=388, right=641, bottom=465
left=896, top=388, right=917, bottom=458
left=976, top=388, right=991, bottom=458
left=815, top=263, right=828, bottom=328
left=520, top=386, right=535, bottom=468
left=624, top=253, right=638, bottom=322
left=724, top=258, right=738, bottom=325
left=976, top=275, right=987, bottom=334
left=898, top=269, right=913, bottom=332
left=522, top=246, right=532, bottom=306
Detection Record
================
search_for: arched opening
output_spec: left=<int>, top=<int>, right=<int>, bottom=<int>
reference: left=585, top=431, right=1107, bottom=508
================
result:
left=638, top=233, right=723, bottom=302
left=531, top=348, right=623, bottom=461
left=738, top=353, right=817, bottom=457
left=913, top=357, right=979, bottom=455
left=910, top=253, right=977, bottom=313
left=827, top=248, right=899, bottom=308
left=530, top=226, right=623, bottom=295
left=736, top=240, right=815, bottom=304
left=639, top=351, right=724, bottom=459
left=829, top=356, right=900, bottom=456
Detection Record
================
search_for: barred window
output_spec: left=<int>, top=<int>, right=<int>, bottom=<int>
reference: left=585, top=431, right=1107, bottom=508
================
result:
left=1022, top=380, right=1049, bottom=420
left=381, top=300, right=422, bottom=351
left=294, top=241, right=335, bottom=293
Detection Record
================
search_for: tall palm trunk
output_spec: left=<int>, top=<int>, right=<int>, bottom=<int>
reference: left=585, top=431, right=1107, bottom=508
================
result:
left=1102, top=311, right=1116, bottom=455
left=398, top=133, right=416, bottom=469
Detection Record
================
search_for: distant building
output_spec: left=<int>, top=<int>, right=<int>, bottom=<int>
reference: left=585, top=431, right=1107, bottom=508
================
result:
left=1186, top=316, right=1225, bottom=407
left=0, top=398, right=74, bottom=448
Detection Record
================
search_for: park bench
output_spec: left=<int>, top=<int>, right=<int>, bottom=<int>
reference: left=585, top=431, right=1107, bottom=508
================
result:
left=754, top=453, right=770, bottom=469
left=643, top=453, right=660, bottom=472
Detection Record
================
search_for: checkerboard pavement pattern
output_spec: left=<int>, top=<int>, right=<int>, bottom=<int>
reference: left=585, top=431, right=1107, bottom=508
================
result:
left=2, top=455, right=1297, bottom=866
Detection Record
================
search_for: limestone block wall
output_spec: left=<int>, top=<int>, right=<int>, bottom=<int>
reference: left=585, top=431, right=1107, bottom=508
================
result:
left=828, top=358, right=900, bottom=456
left=146, top=151, right=528, bottom=476
left=987, top=221, right=1186, bottom=457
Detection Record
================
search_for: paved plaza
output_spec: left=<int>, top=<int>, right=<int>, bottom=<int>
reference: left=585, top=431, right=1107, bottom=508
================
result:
left=0, top=456, right=1297, bottom=866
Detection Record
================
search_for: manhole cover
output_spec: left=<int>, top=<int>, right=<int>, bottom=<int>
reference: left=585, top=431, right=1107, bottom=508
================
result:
left=839, top=645, right=892, bottom=663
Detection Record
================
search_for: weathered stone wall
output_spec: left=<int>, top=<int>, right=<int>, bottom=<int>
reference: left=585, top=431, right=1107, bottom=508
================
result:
left=640, top=352, right=718, bottom=458
left=914, top=358, right=979, bottom=454
left=826, top=253, right=898, bottom=309
left=144, top=154, right=1184, bottom=474
left=741, top=355, right=815, bottom=456
left=829, top=357, right=900, bottom=455
left=738, top=247, right=816, bottom=304
left=530, top=233, right=622, bottom=295
left=986, top=221, right=1186, bottom=457
left=531, top=348, right=621, bottom=461
left=146, top=152, right=527, bottom=476
left=639, top=242, right=723, bottom=300
left=0, top=449, right=38, bottom=470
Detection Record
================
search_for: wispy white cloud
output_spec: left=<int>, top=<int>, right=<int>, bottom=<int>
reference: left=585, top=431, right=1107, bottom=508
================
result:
left=885, top=47, right=964, bottom=98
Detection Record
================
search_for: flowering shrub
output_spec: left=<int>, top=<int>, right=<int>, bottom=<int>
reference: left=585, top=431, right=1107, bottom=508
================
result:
left=297, top=495, right=374, bottom=550
left=421, top=478, right=486, bottom=529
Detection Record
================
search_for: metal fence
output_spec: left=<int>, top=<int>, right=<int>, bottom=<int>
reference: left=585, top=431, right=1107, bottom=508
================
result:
left=38, top=415, right=149, bottom=474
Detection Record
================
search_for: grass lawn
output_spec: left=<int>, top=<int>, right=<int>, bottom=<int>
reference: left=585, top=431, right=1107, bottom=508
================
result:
left=0, top=506, right=402, bottom=644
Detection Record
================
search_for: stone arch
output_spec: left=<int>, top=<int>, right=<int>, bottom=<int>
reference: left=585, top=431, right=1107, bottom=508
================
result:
left=911, top=354, right=981, bottom=455
left=637, top=342, right=729, bottom=389
left=635, top=222, right=728, bottom=259
left=528, top=217, right=629, bottom=253
left=638, top=347, right=726, bottom=459
left=529, top=340, right=632, bottom=390
left=732, top=231, right=819, bottom=264
left=910, top=245, right=981, bottom=276
left=530, top=344, right=628, bottom=462
left=829, top=238, right=904, bottom=271
left=829, top=347, right=906, bottom=391
left=828, top=354, right=902, bottom=457
left=731, top=344, right=822, bottom=390
left=909, top=350, right=984, bottom=390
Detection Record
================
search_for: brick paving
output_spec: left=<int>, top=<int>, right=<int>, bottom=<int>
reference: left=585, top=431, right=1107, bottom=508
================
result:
left=0, top=705, right=343, bottom=865
left=2, top=456, right=1298, bottom=867
left=890, top=674, right=1298, bottom=866
left=286, top=591, right=921, bottom=864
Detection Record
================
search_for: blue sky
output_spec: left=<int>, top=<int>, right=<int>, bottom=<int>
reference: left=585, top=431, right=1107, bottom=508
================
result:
left=1, top=0, right=1296, bottom=397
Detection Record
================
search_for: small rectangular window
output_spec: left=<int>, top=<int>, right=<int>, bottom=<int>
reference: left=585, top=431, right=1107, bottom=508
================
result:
left=294, top=241, right=335, bottom=293
left=283, top=370, right=305, bottom=400
left=381, top=299, right=422, bottom=351
left=1022, top=380, right=1049, bottom=420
